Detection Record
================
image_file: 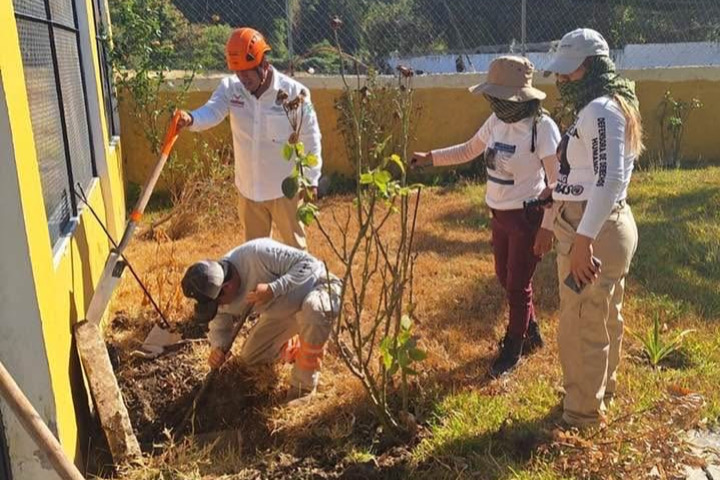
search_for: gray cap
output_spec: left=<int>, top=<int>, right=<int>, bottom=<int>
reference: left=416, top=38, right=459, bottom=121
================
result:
left=544, top=28, right=610, bottom=75
left=181, top=260, right=227, bottom=322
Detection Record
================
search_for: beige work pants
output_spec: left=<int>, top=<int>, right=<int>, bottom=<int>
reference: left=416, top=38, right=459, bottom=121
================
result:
left=553, top=200, right=638, bottom=427
left=237, top=277, right=342, bottom=389
left=238, top=194, right=307, bottom=250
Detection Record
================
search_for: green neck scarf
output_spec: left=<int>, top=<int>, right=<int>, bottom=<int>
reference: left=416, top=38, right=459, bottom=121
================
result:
left=484, top=94, right=545, bottom=152
left=557, top=56, right=638, bottom=113
left=484, top=94, right=540, bottom=124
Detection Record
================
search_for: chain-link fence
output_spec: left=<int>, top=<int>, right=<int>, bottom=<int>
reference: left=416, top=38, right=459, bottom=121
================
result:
left=111, top=0, right=720, bottom=74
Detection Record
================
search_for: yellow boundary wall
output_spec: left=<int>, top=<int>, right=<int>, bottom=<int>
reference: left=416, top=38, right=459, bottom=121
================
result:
left=120, top=67, right=720, bottom=189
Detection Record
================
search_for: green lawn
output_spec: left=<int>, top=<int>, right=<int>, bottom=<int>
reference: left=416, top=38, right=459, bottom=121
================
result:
left=411, top=166, right=720, bottom=479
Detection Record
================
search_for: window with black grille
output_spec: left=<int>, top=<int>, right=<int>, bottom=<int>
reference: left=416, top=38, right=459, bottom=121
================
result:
left=14, top=0, right=97, bottom=246
left=90, top=0, right=119, bottom=139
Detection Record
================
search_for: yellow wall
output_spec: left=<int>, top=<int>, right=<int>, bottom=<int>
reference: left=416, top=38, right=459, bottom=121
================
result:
left=119, top=71, right=720, bottom=188
left=2, top=0, right=126, bottom=472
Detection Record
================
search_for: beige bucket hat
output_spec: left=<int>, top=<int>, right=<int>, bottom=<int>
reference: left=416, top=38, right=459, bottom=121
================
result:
left=469, top=55, right=546, bottom=102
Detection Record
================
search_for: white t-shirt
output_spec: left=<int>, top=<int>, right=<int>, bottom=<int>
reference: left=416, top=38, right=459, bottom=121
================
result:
left=432, top=114, right=561, bottom=210
left=189, top=68, right=322, bottom=202
left=553, top=96, right=635, bottom=238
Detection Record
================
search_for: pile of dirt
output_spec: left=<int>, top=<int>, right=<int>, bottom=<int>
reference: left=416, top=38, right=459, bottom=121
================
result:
left=109, top=316, right=279, bottom=451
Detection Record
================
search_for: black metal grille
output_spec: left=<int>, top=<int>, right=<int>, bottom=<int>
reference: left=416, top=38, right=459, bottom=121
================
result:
left=16, top=18, right=73, bottom=242
left=12, top=0, right=46, bottom=21
left=56, top=29, right=94, bottom=185
left=14, top=0, right=97, bottom=246
left=49, top=0, right=74, bottom=27
left=91, top=0, right=118, bottom=137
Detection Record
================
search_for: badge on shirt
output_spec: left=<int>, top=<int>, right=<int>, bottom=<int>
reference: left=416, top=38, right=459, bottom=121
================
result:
left=230, top=94, right=245, bottom=108
left=486, top=142, right=516, bottom=176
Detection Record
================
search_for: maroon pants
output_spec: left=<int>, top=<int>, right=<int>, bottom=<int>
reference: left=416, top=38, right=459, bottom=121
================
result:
left=491, top=208, right=542, bottom=339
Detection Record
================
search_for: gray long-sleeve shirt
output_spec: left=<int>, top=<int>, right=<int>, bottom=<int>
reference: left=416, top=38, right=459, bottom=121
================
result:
left=207, top=238, right=327, bottom=349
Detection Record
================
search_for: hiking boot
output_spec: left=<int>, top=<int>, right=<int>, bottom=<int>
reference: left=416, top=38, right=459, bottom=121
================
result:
left=522, top=319, right=544, bottom=355
left=490, top=334, right=524, bottom=378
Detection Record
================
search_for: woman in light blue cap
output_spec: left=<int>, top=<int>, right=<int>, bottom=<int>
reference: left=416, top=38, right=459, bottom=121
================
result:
left=544, top=28, right=644, bottom=428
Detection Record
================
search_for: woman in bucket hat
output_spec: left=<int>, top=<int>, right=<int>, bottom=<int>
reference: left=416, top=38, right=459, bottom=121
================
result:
left=544, top=28, right=643, bottom=428
left=412, top=55, right=561, bottom=378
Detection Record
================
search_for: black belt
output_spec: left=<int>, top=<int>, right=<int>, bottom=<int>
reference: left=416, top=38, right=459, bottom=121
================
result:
left=487, top=173, right=514, bottom=185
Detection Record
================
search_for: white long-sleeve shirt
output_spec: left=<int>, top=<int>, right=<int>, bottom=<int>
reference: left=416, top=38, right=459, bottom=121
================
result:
left=189, top=68, right=322, bottom=202
left=432, top=114, right=560, bottom=227
left=553, top=96, right=634, bottom=238
left=208, top=238, right=327, bottom=349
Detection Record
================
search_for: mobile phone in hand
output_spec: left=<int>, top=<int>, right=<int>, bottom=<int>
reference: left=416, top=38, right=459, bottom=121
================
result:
left=564, top=256, right=602, bottom=294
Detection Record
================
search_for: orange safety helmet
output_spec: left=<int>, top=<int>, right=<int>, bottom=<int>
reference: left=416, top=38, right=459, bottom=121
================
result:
left=225, top=27, right=271, bottom=71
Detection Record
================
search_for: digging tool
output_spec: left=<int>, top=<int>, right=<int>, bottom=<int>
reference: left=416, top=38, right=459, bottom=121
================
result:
left=73, top=112, right=182, bottom=464
left=84, top=111, right=184, bottom=358
left=0, top=359, right=86, bottom=480
left=174, top=305, right=256, bottom=438
left=75, top=184, right=185, bottom=359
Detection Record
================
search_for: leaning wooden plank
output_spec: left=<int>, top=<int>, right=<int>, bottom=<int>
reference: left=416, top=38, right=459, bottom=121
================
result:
left=74, top=320, right=141, bottom=464
left=0, top=359, right=85, bottom=480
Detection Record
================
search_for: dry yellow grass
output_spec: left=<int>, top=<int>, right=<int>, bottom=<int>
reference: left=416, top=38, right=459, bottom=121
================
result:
left=107, top=184, right=524, bottom=453
left=107, top=168, right=720, bottom=479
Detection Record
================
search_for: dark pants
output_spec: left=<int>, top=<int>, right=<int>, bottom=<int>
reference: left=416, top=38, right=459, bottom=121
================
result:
left=491, top=208, right=542, bottom=339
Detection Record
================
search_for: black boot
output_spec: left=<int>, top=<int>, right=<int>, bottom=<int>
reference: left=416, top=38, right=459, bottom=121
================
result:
left=490, top=334, right=524, bottom=378
left=523, top=319, right=544, bottom=355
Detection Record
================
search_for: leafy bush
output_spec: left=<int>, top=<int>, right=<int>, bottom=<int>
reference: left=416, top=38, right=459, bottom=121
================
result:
left=658, top=90, right=703, bottom=169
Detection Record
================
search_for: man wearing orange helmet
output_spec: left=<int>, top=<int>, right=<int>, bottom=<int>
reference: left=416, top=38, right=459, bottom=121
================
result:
left=178, top=27, right=322, bottom=250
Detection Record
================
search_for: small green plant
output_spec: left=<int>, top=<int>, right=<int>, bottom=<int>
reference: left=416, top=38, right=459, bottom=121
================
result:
left=658, top=90, right=703, bottom=169
left=630, top=312, right=695, bottom=368
left=379, top=314, right=427, bottom=414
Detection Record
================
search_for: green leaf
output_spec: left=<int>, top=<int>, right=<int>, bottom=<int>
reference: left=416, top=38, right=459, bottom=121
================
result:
left=296, top=203, right=318, bottom=226
left=408, top=347, right=427, bottom=362
left=360, top=173, right=374, bottom=185
left=283, top=143, right=294, bottom=161
left=380, top=337, right=394, bottom=369
left=373, top=170, right=392, bottom=196
left=397, top=350, right=410, bottom=368
left=373, top=135, right=392, bottom=158
left=404, top=367, right=419, bottom=376
left=305, top=153, right=319, bottom=167
left=374, top=170, right=392, bottom=184
left=295, top=142, right=306, bottom=156
left=388, top=154, right=405, bottom=174
left=281, top=176, right=299, bottom=199
left=388, top=363, right=399, bottom=377
left=401, top=314, right=412, bottom=331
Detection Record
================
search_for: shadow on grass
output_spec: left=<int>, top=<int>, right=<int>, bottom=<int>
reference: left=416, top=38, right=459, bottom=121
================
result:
left=420, top=270, right=507, bottom=346
left=436, top=202, right=491, bottom=231
left=413, top=407, right=563, bottom=479
left=413, top=230, right=491, bottom=257
left=260, top=378, right=563, bottom=480
left=631, top=185, right=720, bottom=319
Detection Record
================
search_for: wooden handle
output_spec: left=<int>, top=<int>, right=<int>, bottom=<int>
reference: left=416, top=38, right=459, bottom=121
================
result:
left=0, top=360, right=85, bottom=480
left=130, top=110, right=182, bottom=222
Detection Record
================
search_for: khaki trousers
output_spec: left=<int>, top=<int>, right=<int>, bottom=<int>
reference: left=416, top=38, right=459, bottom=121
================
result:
left=553, top=201, right=638, bottom=427
left=237, top=277, right=342, bottom=389
left=238, top=194, right=307, bottom=250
